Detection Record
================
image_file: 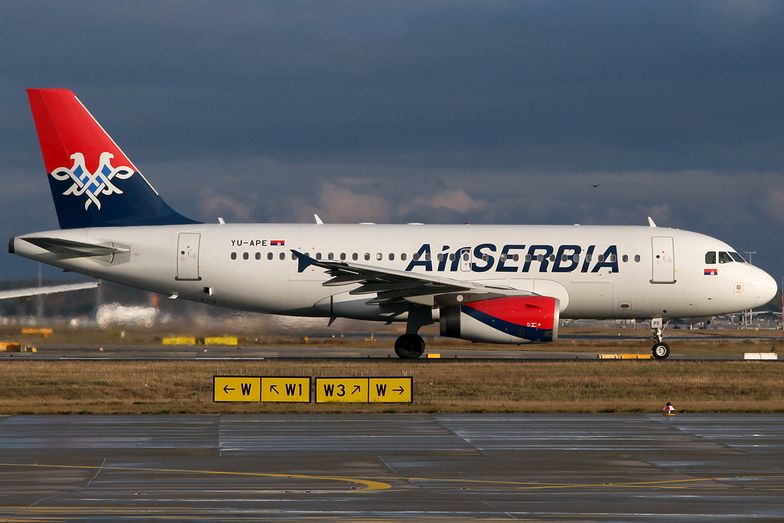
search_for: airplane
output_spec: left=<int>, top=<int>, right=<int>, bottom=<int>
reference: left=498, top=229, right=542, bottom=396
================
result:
left=8, top=89, right=778, bottom=359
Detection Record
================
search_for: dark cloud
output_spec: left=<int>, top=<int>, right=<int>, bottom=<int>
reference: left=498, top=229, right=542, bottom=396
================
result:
left=0, top=0, right=783, bottom=278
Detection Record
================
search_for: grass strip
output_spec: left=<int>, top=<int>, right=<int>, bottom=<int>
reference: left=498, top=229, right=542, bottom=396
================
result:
left=0, top=360, right=781, bottom=414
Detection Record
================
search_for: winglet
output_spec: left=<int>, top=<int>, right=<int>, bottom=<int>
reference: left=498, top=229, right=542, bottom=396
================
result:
left=291, top=249, right=315, bottom=273
left=647, top=216, right=657, bottom=227
left=314, top=214, right=324, bottom=225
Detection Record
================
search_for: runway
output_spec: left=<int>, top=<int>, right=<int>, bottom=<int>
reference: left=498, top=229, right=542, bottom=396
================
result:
left=0, top=414, right=782, bottom=521
left=1, top=341, right=779, bottom=361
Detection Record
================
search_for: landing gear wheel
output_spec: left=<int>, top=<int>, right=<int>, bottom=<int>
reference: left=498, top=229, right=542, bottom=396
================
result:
left=394, top=333, right=425, bottom=359
left=652, top=342, right=670, bottom=360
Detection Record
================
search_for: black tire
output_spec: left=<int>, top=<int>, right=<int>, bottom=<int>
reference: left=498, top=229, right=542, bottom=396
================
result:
left=394, top=333, right=425, bottom=359
left=652, top=342, right=671, bottom=360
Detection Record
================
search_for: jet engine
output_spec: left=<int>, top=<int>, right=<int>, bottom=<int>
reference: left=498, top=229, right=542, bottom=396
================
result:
left=439, top=295, right=559, bottom=344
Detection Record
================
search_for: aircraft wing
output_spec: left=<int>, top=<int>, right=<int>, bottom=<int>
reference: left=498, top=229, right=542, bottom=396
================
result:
left=0, top=281, right=99, bottom=300
left=292, top=250, right=523, bottom=305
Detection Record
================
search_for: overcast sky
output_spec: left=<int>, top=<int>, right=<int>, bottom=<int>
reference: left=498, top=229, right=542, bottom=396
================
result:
left=1, top=0, right=783, bottom=280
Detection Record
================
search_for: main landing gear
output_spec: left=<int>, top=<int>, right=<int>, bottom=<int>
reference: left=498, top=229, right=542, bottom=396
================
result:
left=650, top=318, right=670, bottom=360
left=394, top=306, right=430, bottom=359
left=394, top=333, right=426, bottom=359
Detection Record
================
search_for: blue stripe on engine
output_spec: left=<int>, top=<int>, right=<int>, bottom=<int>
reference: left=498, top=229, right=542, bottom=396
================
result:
left=462, top=306, right=552, bottom=342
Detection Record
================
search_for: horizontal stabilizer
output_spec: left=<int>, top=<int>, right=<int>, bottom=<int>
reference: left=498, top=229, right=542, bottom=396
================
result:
left=0, top=281, right=98, bottom=300
left=22, top=237, right=129, bottom=257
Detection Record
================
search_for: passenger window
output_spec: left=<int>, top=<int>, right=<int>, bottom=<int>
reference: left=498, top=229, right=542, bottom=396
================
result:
left=622, top=254, right=628, bottom=262
left=279, top=252, right=285, bottom=260
left=424, top=253, right=431, bottom=261
left=328, top=253, right=334, bottom=260
left=729, top=252, right=745, bottom=263
left=705, top=252, right=716, bottom=264
left=634, top=254, right=640, bottom=263
left=597, top=254, right=604, bottom=262
left=719, top=251, right=732, bottom=264
left=365, top=253, right=371, bottom=261
left=548, top=254, right=555, bottom=262
left=377, top=253, right=383, bottom=261
left=316, top=252, right=322, bottom=260
left=389, top=253, right=395, bottom=261
left=230, top=252, right=237, bottom=260
left=255, top=252, right=261, bottom=260
left=401, top=253, right=407, bottom=261
left=513, top=254, right=520, bottom=262
left=340, top=253, right=346, bottom=261
left=243, top=252, right=249, bottom=260
left=352, top=253, right=358, bottom=261
left=267, top=252, right=273, bottom=260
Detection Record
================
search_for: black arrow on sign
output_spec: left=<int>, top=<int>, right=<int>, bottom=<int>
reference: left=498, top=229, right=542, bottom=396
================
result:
left=393, top=386, right=405, bottom=395
left=270, top=385, right=279, bottom=394
left=223, top=385, right=235, bottom=393
left=352, top=385, right=361, bottom=395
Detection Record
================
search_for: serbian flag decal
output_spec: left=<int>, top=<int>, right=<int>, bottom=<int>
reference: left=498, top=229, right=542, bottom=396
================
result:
left=704, top=268, right=718, bottom=276
left=270, top=240, right=285, bottom=246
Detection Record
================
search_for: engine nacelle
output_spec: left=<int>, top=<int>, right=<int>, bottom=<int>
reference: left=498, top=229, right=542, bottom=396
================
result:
left=440, top=295, right=559, bottom=344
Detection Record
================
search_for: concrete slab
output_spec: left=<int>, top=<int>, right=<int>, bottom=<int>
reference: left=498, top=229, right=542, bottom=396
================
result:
left=0, top=414, right=781, bottom=521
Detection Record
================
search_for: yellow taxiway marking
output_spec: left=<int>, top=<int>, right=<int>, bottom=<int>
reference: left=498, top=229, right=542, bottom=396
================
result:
left=405, top=475, right=734, bottom=490
left=0, top=462, right=390, bottom=491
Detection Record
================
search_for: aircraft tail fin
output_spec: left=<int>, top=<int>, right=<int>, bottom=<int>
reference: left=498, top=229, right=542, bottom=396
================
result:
left=26, top=88, right=199, bottom=229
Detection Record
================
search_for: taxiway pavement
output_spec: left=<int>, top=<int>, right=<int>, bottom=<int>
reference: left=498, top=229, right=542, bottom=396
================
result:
left=0, top=414, right=781, bottom=521
left=1, top=342, right=779, bottom=361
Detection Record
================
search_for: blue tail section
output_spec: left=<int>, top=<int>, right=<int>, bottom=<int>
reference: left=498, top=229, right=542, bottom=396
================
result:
left=28, top=88, right=199, bottom=229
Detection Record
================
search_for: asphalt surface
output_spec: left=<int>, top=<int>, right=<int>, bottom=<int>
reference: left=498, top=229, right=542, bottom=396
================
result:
left=1, top=341, right=780, bottom=361
left=0, top=414, right=781, bottom=521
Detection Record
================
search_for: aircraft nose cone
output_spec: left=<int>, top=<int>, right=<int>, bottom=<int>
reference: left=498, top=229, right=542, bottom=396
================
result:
left=754, top=268, right=778, bottom=307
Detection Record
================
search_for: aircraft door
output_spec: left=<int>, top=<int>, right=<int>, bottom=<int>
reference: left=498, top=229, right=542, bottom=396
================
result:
left=460, top=248, right=472, bottom=272
left=176, top=233, right=201, bottom=281
left=650, top=236, right=675, bottom=284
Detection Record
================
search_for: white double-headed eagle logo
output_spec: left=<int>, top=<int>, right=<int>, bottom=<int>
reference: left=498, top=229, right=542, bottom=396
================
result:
left=49, top=152, right=135, bottom=210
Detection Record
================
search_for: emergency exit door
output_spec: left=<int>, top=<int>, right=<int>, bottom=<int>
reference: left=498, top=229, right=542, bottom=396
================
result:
left=651, top=236, right=675, bottom=284
left=176, top=233, right=201, bottom=281
left=460, top=248, right=472, bottom=272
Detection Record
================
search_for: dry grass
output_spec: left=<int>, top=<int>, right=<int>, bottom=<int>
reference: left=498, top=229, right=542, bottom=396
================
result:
left=0, top=360, right=781, bottom=414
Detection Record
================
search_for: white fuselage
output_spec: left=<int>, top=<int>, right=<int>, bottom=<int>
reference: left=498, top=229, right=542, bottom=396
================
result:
left=11, top=223, right=777, bottom=323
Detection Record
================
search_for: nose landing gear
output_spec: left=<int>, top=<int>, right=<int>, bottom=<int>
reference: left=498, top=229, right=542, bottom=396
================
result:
left=650, top=318, right=671, bottom=360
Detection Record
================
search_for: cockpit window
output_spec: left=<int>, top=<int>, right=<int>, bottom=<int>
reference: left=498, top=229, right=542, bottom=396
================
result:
left=718, top=251, right=733, bottom=264
left=729, top=252, right=745, bottom=263
left=705, top=251, right=716, bottom=264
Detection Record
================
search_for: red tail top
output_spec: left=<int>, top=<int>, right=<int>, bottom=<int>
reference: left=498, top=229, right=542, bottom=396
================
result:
left=26, top=88, right=138, bottom=175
